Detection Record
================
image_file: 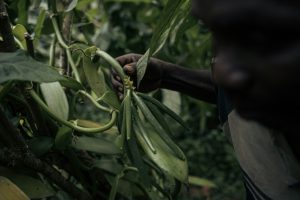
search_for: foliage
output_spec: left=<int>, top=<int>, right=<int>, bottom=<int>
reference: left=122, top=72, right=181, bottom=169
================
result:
left=0, top=0, right=244, bottom=199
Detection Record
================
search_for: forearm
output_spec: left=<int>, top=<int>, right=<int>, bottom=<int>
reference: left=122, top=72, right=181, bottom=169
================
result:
left=160, top=62, right=217, bottom=104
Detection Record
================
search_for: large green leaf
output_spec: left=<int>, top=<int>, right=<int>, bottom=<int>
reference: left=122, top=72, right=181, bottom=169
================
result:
left=0, top=167, right=54, bottom=199
left=17, top=0, right=28, bottom=26
left=40, top=82, right=69, bottom=120
left=135, top=126, right=188, bottom=183
left=71, top=136, right=121, bottom=155
left=65, top=0, right=78, bottom=12
left=136, top=0, right=190, bottom=86
left=0, top=50, right=66, bottom=84
left=93, top=159, right=123, bottom=175
left=0, top=176, right=30, bottom=200
left=83, top=47, right=107, bottom=97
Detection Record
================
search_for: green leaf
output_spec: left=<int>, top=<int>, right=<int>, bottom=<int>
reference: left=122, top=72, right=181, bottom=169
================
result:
left=0, top=50, right=66, bottom=84
left=40, top=82, right=69, bottom=120
left=99, top=90, right=121, bottom=110
left=71, top=136, right=121, bottom=155
left=17, top=0, right=28, bottom=25
left=135, top=126, right=188, bottom=183
left=133, top=93, right=186, bottom=160
left=0, top=176, right=30, bottom=200
left=65, top=0, right=78, bottom=12
left=143, top=99, right=172, bottom=136
left=0, top=167, right=54, bottom=199
left=149, top=0, right=190, bottom=55
left=136, top=49, right=149, bottom=88
left=138, top=93, right=188, bottom=129
left=55, top=126, right=73, bottom=150
left=188, top=176, right=217, bottom=188
left=93, top=159, right=123, bottom=175
left=83, top=47, right=107, bottom=97
left=28, top=137, right=54, bottom=157
left=12, top=24, right=27, bottom=49
left=33, top=8, right=46, bottom=45
left=136, top=0, right=190, bottom=86
left=59, top=76, right=84, bottom=90
left=126, top=133, right=151, bottom=188
left=134, top=116, right=156, bottom=154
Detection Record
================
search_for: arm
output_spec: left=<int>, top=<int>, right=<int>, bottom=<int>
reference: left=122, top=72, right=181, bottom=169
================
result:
left=161, top=63, right=216, bottom=103
left=112, top=54, right=217, bottom=104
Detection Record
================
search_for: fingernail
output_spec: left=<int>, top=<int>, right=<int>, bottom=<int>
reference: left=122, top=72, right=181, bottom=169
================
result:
left=124, top=64, right=135, bottom=75
left=116, top=76, right=121, bottom=81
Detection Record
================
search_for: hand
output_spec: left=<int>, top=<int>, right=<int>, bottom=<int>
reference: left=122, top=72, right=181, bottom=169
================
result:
left=111, top=53, right=166, bottom=99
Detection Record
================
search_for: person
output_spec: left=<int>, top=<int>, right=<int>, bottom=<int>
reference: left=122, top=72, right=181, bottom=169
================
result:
left=111, top=0, right=300, bottom=199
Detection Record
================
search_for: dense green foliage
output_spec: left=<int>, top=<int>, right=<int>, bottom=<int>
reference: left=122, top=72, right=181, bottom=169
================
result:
left=0, top=0, right=244, bottom=199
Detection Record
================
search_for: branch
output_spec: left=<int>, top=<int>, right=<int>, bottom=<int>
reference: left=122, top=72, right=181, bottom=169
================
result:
left=0, top=107, right=92, bottom=200
left=0, top=107, right=28, bottom=150
left=21, top=87, right=52, bottom=137
left=0, top=149, right=92, bottom=200
left=0, top=0, right=16, bottom=52
left=60, top=12, right=73, bottom=76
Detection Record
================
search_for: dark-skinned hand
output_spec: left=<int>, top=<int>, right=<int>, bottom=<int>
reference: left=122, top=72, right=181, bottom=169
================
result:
left=111, top=53, right=167, bottom=99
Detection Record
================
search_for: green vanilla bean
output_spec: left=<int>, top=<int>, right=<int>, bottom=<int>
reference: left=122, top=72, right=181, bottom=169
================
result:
left=133, top=92, right=186, bottom=161
left=135, top=118, right=157, bottom=154
left=125, top=89, right=132, bottom=140
left=78, top=90, right=111, bottom=112
left=29, top=90, right=116, bottom=133
left=49, top=36, right=56, bottom=66
left=96, top=49, right=125, bottom=80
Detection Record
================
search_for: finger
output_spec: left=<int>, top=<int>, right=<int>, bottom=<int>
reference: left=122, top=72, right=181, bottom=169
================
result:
left=110, top=68, right=122, bottom=82
left=118, top=92, right=124, bottom=101
left=123, top=63, right=136, bottom=76
left=116, top=53, right=141, bottom=66
left=111, top=75, right=123, bottom=89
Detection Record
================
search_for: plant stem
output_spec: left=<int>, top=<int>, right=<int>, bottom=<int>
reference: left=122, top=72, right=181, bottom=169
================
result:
left=60, top=10, right=73, bottom=76
left=25, top=33, right=35, bottom=58
left=78, top=90, right=111, bottom=112
left=51, top=16, right=81, bottom=82
left=0, top=148, right=92, bottom=200
left=49, top=36, right=57, bottom=66
left=29, top=89, right=117, bottom=133
left=0, top=0, right=16, bottom=52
